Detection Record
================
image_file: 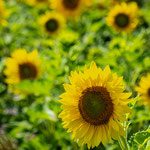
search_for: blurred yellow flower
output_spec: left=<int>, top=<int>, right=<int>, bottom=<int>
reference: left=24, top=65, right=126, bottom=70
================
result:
left=50, top=0, right=87, bottom=17
left=135, top=74, right=150, bottom=109
left=97, top=0, right=107, bottom=10
left=26, top=0, right=50, bottom=6
left=59, top=61, right=132, bottom=148
left=110, top=0, right=127, bottom=5
left=85, top=0, right=95, bottom=7
left=106, top=2, right=139, bottom=33
left=38, top=11, right=66, bottom=36
left=0, top=0, right=9, bottom=26
left=4, top=49, right=41, bottom=84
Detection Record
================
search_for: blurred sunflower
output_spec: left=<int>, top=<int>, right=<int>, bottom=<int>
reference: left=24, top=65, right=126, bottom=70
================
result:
left=0, top=0, right=9, bottom=26
left=135, top=74, right=150, bottom=109
left=4, top=49, right=41, bottom=84
left=26, top=0, right=50, bottom=6
left=110, top=0, right=127, bottom=5
left=59, top=61, right=132, bottom=148
left=97, top=0, right=107, bottom=10
left=106, top=2, right=138, bottom=32
left=84, top=0, right=95, bottom=7
left=50, top=0, right=87, bottom=17
left=38, top=11, right=66, bottom=36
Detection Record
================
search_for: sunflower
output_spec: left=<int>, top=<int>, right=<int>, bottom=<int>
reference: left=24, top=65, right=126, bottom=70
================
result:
left=4, top=49, right=41, bottom=84
left=110, top=0, right=127, bottom=5
left=26, top=0, right=50, bottom=6
left=135, top=74, right=150, bottom=109
left=38, top=11, right=66, bottom=36
left=59, top=62, right=132, bottom=148
left=0, top=0, right=9, bottom=26
left=97, top=0, right=107, bottom=10
left=50, top=0, right=87, bottom=17
left=106, top=2, right=138, bottom=32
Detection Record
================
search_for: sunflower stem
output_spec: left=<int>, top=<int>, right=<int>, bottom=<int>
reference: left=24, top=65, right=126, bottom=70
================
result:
left=118, top=136, right=130, bottom=150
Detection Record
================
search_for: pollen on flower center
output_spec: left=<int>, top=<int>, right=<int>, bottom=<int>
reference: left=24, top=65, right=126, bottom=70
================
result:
left=45, top=19, right=58, bottom=32
left=79, top=86, right=113, bottom=125
left=62, top=0, right=79, bottom=10
left=19, top=63, right=37, bottom=80
left=115, top=13, right=129, bottom=28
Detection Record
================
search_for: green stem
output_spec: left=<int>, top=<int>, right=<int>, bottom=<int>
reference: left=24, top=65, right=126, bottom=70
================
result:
left=138, top=145, right=142, bottom=150
left=118, top=136, right=130, bottom=150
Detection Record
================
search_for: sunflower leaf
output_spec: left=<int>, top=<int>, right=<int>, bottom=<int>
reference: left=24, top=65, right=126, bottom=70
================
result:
left=134, top=128, right=150, bottom=147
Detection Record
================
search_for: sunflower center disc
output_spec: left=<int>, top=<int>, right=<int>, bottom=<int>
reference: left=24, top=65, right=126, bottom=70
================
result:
left=45, top=19, right=58, bottom=32
left=79, top=86, right=113, bottom=125
left=62, top=0, right=79, bottom=10
left=19, top=63, right=37, bottom=80
left=148, top=88, right=150, bottom=97
left=115, top=13, right=129, bottom=28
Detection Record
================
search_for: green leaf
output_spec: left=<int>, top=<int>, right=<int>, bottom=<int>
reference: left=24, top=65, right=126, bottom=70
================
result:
left=9, top=121, right=32, bottom=138
left=0, top=83, right=6, bottom=93
left=15, top=79, right=52, bottom=95
left=134, top=128, right=150, bottom=147
left=25, top=109, right=57, bottom=123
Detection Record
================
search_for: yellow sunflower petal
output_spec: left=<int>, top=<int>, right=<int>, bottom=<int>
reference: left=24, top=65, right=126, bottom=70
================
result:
left=135, top=73, right=150, bottom=108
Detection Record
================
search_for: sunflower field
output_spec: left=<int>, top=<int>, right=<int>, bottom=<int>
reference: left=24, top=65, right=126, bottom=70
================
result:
left=0, top=0, right=150, bottom=150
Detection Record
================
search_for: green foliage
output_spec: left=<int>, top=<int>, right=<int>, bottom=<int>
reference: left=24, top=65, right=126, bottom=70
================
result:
left=134, top=128, right=150, bottom=148
left=0, top=0, right=150, bottom=150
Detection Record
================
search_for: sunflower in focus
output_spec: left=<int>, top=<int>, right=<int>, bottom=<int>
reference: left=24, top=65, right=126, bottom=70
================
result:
left=59, top=62, right=132, bottom=148
left=0, top=0, right=9, bottom=26
left=38, top=11, right=66, bottom=36
left=26, top=0, right=50, bottom=6
left=4, top=49, right=41, bottom=84
left=106, top=2, right=138, bottom=33
left=135, top=74, right=150, bottom=109
left=50, top=0, right=87, bottom=17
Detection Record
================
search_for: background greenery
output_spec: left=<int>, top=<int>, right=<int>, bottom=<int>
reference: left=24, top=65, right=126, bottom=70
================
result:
left=0, top=0, right=150, bottom=149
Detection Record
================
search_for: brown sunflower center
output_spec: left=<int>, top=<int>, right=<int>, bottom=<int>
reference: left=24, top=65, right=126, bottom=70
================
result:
left=147, top=88, right=150, bottom=98
left=19, top=63, right=37, bottom=80
left=115, top=13, right=129, bottom=28
left=79, top=86, right=113, bottom=125
left=62, top=0, right=79, bottom=10
left=45, top=19, right=59, bottom=32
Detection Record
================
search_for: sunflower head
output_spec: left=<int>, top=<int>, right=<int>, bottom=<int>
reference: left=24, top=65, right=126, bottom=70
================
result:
left=50, top=0, right=86, bottom=17
left=135, top=73, right=150, bottom=109
left=0, top=0, right=9, bottom=26
left=4, top=49, right=41, bottom=84
left=59, top=61, right=132, bottom=148
left=106, top=2, right=139, bottom=33
left=38, top=11, right=66, bottom=36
